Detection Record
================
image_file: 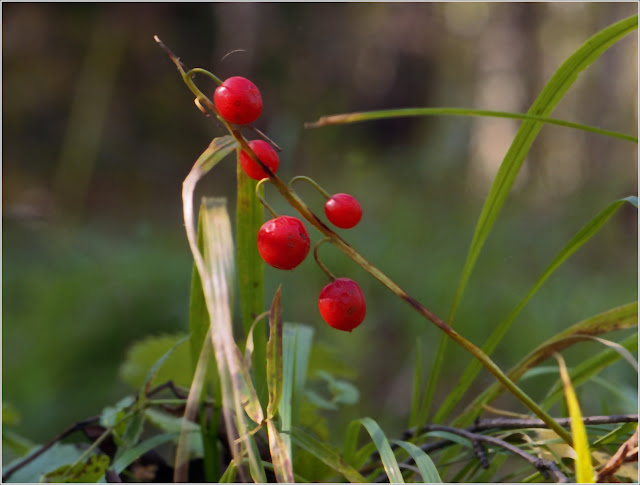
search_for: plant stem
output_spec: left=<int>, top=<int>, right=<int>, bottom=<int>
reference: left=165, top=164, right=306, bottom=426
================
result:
left=313, top=238, right=336, bottom=281
left=289, top=175, right=332, bottom=199
left=156, top=36, right=574, bottom=447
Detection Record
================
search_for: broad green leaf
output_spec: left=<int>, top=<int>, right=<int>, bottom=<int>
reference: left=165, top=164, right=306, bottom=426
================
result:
left=267, top=287, right=283, bottom=419
left=542, top=332, right=637, bottom=410
left=316, top=371, right=360, bottom=406
left=44, top=454, right=110, bottom=483
left=435, top=196, right=638, bottom=424
left=100, top=396, right=135, bottom=445
left=3, top=443, right=84, bottom=483
left=556, top=354, right=595, bottom=483
left=118, top=334, right=191, bottom=391
left=109, top=432, right=179, bottom=475
left=356, top=418, right=404, bottom=483
left=279, top=323, right=314, bottom=458
left=455, top=302, right=637, bottom=427
left=266, top=419, right=294, bottom=483
left=392, top=440, right=442, bottom=483
left=425, top=14, right=638, bottom=425
left=289, top=427, right=367, bottom=483
left=307, top=108, right=637, bottom=143
left=236, top=149, right=267, bottom=407
left=144, top=408, right=202, bottom=457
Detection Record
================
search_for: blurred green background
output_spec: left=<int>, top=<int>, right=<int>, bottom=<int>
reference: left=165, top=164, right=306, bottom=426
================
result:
left=3, top=2, right=637, bottom=449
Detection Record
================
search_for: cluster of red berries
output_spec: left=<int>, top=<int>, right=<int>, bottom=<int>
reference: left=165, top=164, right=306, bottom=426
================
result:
left=214, top=76, right=366, bottom=332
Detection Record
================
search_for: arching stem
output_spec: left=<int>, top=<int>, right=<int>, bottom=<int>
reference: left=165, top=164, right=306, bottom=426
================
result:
left=289, top=175, right=332, bottom=199
left=255, top=178, right=278, bottom=218
left=186, top=68, right=223, bottom=86
left=314, top=238, right=336, bottom=281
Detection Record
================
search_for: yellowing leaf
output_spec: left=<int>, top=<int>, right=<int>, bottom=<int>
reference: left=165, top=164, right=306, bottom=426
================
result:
left=556, top=354, right=595, bottom=483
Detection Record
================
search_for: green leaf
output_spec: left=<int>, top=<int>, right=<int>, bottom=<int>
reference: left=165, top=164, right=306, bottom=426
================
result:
left=289, top=427, right=368, bottom=483
left=218, top=460, right=237, bottom=483
left=118, top=334, right=192, bottom=391
left=266, top=419, right=294, bottom=483
left=355, top=418, right=404, bottom=483
left=236, top=149, right=267, bottom=406
left=542, top=332, right=637, bottom=410
left=455, top=303, right=637, bottom=427
left=109, top=432, right=179, bottom=475
left=556, top=354, right=595, bottom=483
left=592, top=422, right=637, bottom=447
left=3, top=443, right=84, bottom=483
left=266, top=287, right=283, bottom=419
left=189, top=206, right=209, bottom=373
left=307, top=107, right=637, bottom=143
left=43, top=454, right=110, bottom=483
left=392, top=440, right=442, bottom=483
left=425, top=14, right=638, bottom=425
left=279, top=323, right=314, bottom=458
left=434, top=196, right=638, bottom=424
left=100, top=396, right=135, bottom=445
left=144, top=408, right=202, bottom=457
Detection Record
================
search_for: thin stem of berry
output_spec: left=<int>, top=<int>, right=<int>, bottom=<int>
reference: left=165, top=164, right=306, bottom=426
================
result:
left=289, top=175, right=332, bottom=199
left=186, top=68, right=223, bottom=86
left=255, top=178, right=278, bottom=218
left=314, top=238, right=336, bottom=281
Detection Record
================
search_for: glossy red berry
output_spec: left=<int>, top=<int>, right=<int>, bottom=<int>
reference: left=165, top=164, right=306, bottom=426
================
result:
left=257, top=216, right=310, bottom=270
left=213, top=76, right=263, bottom=125
left=318, top=278, right=366, bottom=332
left=324, top=193, right=362, bottom=229
left=239, top=140, right=279, bottom=180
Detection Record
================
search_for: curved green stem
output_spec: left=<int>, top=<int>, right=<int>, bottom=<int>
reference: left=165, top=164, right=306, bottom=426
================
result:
left=313, top=238, right=336, bottom=281
left=186, top=68, right=223, bottom=86
left=306, top=108, right=638, bottom=144
left=157, top=36, right=574, bottom=447
left=255, top=178, right=278, bottom=218
left=289, top=175, right=332, bottom=199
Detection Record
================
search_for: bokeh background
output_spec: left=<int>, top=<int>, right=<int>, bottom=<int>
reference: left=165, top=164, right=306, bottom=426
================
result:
left=3, top=2, right=637, bottom=451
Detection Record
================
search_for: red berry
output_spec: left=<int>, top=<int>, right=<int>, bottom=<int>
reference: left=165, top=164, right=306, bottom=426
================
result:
left=239, top=140, right=279, bottom=180
left=214, top=76, right=263, bottom=125
left=257, top=216, right=310, bottom=270
left=324, top=193, right=362, bottom=229
left=318, top=278, right=366, bottom=332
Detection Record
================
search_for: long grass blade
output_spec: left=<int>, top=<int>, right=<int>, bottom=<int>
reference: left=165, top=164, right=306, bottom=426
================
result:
left=307, top=108, right=637, bottom=144
left=174, top=332, right=212, bottom=482
left=434, top=196, right=638, bottom=423
left=556, top=354, right=595, bottom=482
left=455, top=303, right=637, bottom=427
left=183, top=145, right=266, bottom=484
left=424, top=14, right=638, bottom=425
left=266, top=419, right=294, bottom=483
left=289, top=427, right=367, bottom=483
left=392, top=440, right=442, bottom=483
left=542, top=332, right=638, bottom=410
left=267, top=287, right=283, bottom=419
left=357, top=418, right=404, bottom=483
left=236, top=151, right=267, bottom=407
